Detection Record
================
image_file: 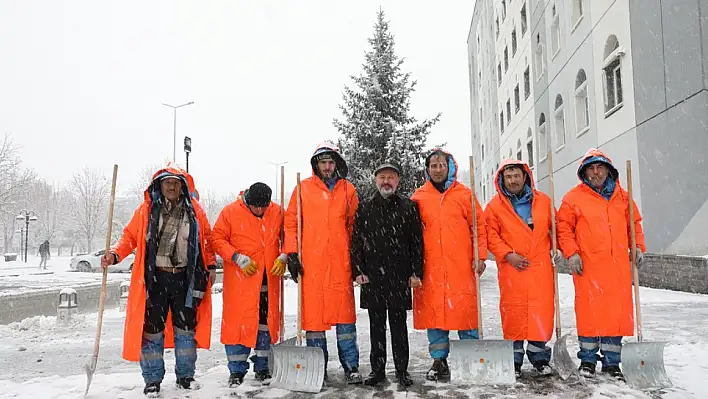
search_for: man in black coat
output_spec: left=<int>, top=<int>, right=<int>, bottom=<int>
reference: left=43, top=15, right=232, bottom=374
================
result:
left=351, top=162, right=423, bottom=388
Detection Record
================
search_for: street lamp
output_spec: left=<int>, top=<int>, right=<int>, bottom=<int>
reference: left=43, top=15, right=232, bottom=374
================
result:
left=270, top=161, right=288, bottom=193
left=184, top=136, right=192, bottom=172
left=16, top=210, right=37, bottom=263
left=162, top=101, right=195, bottom=163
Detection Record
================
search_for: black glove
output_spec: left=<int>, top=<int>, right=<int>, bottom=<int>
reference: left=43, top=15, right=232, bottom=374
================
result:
left=287, top=253, right=303, bottom=283
left=192, top=297, right=202, bottom=309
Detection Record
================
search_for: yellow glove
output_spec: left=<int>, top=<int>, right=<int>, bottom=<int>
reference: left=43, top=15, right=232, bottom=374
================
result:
left=271, top=253, right=287, bottom=276
left=243, top=260, right=258, bottom=276
left=234, top=253, right=259, bottom=276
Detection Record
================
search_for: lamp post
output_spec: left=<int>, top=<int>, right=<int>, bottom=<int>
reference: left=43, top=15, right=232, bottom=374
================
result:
left=162, top=101, right=194, bottom=163
left=270, top=161, right=288, bottom=192
left=184, top=136, right=192, bottom=172
left=16, top=210, right=37, bottom=263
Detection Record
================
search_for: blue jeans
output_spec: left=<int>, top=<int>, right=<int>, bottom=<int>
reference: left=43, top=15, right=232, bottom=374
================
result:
left=578, top=336, right=622, bottom=367
left=427, top=328, right=479, bottom=359
left=513, top=340, right=551, bottom=365
left=140, top=327, right=197, bottom=384
left=306, top=323, right=359, bottom=372
left=225, top=327, right=272, bottom=375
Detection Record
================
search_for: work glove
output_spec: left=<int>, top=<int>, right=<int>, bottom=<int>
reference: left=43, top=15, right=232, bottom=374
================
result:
left=632, top=248, right=644, bottom=270
left=409, top=275, right=422, bottom=288
left=354, top=274, right=370, bottom=285
left=505, top=252, right=530, bottom=271
left=233, top=253, right=258, bottom=276
left=287, top=253, right=303, bottom=283
left=474, top=259, right=487, bottom=276
left=568, top=253, right=583, bottom=276
left=271, top=253, right=287, bottom=276
left=551, top=249, right=565, bottom=268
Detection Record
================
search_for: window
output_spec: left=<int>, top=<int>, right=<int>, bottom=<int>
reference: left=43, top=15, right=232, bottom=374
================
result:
left=572, top=0, right=584, bottom=29
left=550, top=5, right=560, bottom=58
left=554, top=94, right=566, bottom=149
left=504, top=47, right=509, bottom=71
left=500, top=111, right=505, bottom=133
left=524, top=66, right=530, bottom=99
left=512, top=28, right=517, bottom=56
left=502, top=0, right=507, bottom=20
left=498, top=63, right=503, bottom=85
left=603, top=35, right=624, bottom=115
left=508, top=148, right=513, bottom=159
left=526, top=128, right=534, bottom=167
left=535, top=34, right=545, bottom=80
left=539, top=113, right=548, bottom=161
left=514, top=84, right=520, bottom=113
left=496, top=18, right=500, bottom=38
left=478, top=70, right=482, bottom=89
left=574, top=69, right=590, bottom=134
left=520, top=2, right=528, bottom=35
left=481, top=144, right=485, bottom=160
left=516, top=139, right=522, bottom=161
left=506, top=99, right=512, bottom=125
left=480, top=106, right=483, bottom=125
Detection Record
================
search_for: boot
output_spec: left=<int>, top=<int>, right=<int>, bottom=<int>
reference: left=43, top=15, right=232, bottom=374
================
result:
left=533, top=360, right=553, bottom=376
left=601, top=365, right=625, bottom=381
left=176, top=377, right=197, bottom=390
left=514, top=362, right=522, bottom=378
left=346, top=367, right=363, bottom=385
left=396, top=370, right=413, bottom=387
left=143, top=382, right=160, bottom=396
left=228, top=373, right=245, bottom=388
left=578, top=361, right=596, bottom=378
left=364, top=371, right=386, bottom=386
left=255, top=369, right=272, bottom=385
left=426, top=359, right=450, bottom=382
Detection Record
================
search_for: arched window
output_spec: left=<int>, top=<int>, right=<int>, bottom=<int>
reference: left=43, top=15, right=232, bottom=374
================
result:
left=554, top=94, right=566, bottom=149
left=539, top=113, right=548, bottom=161
left=516, top=139, right=522, bottom=161
left=575, top=69, right=590, bottom=134
left=550, top=4, right=561, bottom=57
left=535, top=33, right=545, bottom=80
left=603, top=35, right=624, bottom=115
left=526, top=128, right=534, bottom=167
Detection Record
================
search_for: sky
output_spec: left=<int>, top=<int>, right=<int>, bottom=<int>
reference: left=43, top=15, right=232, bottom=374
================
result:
left=0, top=0, right=477, bottom=199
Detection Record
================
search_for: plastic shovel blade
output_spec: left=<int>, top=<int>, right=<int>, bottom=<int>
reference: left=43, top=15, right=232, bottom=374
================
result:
left=551, top=333, right=576, bottom=380
left=621, top=341, right=672, bottom=390
left=269, top=345, right=325, bottom=393
left=449, top=339, right=516, bottom=385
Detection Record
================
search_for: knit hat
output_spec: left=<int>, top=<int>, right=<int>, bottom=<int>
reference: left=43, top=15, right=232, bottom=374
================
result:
left=245, top=182, right=272, bottom=207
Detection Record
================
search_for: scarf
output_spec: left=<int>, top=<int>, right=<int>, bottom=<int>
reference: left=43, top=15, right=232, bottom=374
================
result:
left=156, top=199, right=185, bottom=266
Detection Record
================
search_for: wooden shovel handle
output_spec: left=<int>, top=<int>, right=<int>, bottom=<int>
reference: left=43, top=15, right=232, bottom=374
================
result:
left=279, top=165, right=285, bottom=344
left=296, top=172, right=303, bottom=346
left=469, top=156, right=483, bottom=339
left=626, top=160, right=643, bottom=342
left=548, top=150, right=562, bottom=340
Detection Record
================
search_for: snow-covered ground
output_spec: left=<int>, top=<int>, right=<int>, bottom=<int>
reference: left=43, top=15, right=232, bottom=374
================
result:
left=0, top=262, right=706, bottom=398
left=0, top=255, right=130, bottom=297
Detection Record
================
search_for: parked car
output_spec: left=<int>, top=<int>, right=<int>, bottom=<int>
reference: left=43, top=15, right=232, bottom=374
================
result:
left=70, top=249, right=135, bottom=273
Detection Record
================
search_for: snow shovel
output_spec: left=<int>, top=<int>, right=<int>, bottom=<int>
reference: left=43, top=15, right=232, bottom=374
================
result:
left=547, top=149, right=575, bottom=380
left=449, top=156, right=515, bottom=385
left=269, top=172, right=325, bottom=393
left=621, top=160, right=672, bottom=390
left=84, top=164, right=118, bottom=396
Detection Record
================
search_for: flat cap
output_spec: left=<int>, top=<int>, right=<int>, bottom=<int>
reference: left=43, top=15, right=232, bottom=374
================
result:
left=374, top=163, right=401, bottom=176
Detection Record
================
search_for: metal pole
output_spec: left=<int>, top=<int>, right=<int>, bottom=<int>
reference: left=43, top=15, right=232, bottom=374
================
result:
left=186, top=152, right=190, bottom=173
left=24, top=219, right=29, bottom=263
left=172, top=108, right=177, bottom=163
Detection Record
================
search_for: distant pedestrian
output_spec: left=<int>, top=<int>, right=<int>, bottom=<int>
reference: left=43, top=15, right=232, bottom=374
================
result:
left=351, top=162, right=423, bottom=388
left=38, top=240, right=50, bottom=270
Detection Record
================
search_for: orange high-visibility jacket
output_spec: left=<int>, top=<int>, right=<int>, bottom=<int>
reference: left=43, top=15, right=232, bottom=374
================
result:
left=112, top=166, right=214, bottom=362
left=411, top=152, right=487, bottom=331
left=283, top=175, right=358, bottom=331
left=211, top=196, right=283, bottom=346
left=484, top=159, right=554, bottom=341
left=557, top=149, right=646, bottom=337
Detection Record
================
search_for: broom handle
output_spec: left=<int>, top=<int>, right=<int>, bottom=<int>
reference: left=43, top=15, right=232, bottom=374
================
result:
left=279, top=165, right=285, bottom=344
left=296, top=172, right=303, bottom=346
left=469, top=156, right=483, bottom=339
left=627, top=160, right=643, bottom=342
left=548, top=150, right=562, bottom=340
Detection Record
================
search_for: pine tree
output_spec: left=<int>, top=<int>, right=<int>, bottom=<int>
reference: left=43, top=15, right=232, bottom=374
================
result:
left=334, top=10, right=441, bottom=199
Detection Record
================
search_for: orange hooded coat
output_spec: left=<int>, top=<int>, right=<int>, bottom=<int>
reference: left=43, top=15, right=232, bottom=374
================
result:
left=283, top=143, right=359, bottom=331
left=112, top=166, right=215, bottom=362
left=484, top=159, right=555, bottom=341
left=556, top=149, right=645, bottom=337
left=411, top=151, right=487, bottom=331
left=211, top=195, right=283, bottom=346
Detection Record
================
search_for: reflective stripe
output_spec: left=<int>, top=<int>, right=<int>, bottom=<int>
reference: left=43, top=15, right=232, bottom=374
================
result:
left=306, top=331, right=326, bottom=339
left=143, top=331, right=164, bottom=340
left=337, top=333, right=357, bottom=341
left=227, top=354, right=249, bottom=362
left=174, top=326, right=196, bottom=336
left=175, top=348, right=197, bottom=357
left=260, top=285, right=268, bottom=293
left=258, top=324, right=269, bottom=331
left=600, top=343, right=622, bottom=353
left=254, top=350, right=270, bottom=357
left=527, top=344, right=547, bottom=352
left=429, top=343, right=449, bottom=351
left=579, top=341, right=599, bottom=350
left=513, top=348, right=525, bottom=354
left=141, top=352, right=164, bottom=361
left=192, top=290, right=205, bottom=299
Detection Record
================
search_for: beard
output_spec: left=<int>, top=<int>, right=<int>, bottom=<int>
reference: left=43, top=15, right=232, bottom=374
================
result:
left=378, top=185, right=395, bottom=198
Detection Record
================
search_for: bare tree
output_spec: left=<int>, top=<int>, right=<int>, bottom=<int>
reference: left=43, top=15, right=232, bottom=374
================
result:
left=68, top=167, right=110, bottom=252
left=199, top=190, right=235, bottom=225
left=0, top=134, right=37, bottom=252
left=129, top=161, right=172, bottom=200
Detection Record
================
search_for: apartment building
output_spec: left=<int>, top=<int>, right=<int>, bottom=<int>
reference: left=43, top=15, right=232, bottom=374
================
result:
left=468, top=0, right=708, bottom=255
